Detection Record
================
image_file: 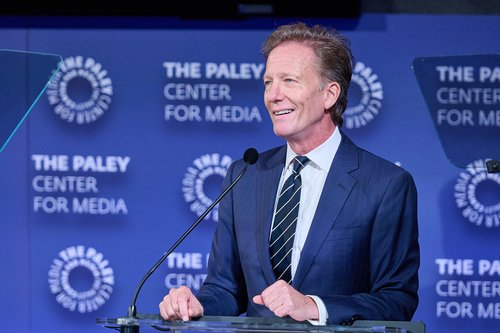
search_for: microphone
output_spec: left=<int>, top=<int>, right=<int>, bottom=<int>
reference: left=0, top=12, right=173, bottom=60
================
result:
left=486, top=160, right=500, bottom=173
left=123, top=147, right=259, bottom=330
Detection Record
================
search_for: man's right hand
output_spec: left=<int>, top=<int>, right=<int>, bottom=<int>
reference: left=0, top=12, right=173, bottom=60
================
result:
left=159, top=286, right=204, bottom=321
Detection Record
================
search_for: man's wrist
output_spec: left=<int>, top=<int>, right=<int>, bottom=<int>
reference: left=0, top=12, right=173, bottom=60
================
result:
left=306, top=295, right=328, bottom=325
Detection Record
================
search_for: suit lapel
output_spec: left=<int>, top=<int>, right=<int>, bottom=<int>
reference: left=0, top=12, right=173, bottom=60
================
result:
left=256, top=147, right=286, bottom=285
left=292, top=134, right=359, bottom=289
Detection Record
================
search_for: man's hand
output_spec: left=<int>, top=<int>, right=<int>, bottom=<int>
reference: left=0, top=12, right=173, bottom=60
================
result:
left=252, top=280, right=319, bottom=321
left=159, top=286, right=204, bottom=321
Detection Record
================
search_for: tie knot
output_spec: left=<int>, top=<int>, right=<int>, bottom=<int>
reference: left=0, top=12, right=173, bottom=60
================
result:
left=292, top=156, right=309, bottom=174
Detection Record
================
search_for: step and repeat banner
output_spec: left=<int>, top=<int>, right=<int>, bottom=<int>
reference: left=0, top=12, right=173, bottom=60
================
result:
left=0, top=13, right=499, bottom=333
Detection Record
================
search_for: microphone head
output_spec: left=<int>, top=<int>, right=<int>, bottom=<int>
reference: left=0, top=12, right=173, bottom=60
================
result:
left=243, top=148, right=259, bottom=165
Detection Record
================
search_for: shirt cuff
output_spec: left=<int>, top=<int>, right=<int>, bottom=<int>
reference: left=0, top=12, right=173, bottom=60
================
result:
left=306, top=295, right=328, bottom=326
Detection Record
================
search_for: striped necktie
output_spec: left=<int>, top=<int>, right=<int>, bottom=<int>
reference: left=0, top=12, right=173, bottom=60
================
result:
left=269, top=155, right=309, bottom=283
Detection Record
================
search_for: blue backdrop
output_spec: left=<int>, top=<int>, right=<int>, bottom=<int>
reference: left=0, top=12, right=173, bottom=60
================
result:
left=0, top=13, right=499, bottom=333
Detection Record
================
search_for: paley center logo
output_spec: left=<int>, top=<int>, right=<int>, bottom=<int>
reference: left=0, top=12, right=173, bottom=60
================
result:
left=454, top=159, right=500, bottom=228
left=46, top=56, right=113, bottom=124
left=163, top=61, right=264, bottom=123
left=344, top=61, right=383, bottom=129
left=48, top=245, right=114, bottom=313
left=182, top=152, right=233, bottom=222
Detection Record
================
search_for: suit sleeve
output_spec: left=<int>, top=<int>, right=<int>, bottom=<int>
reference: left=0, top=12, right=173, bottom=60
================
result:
left=196, top=161, right=248, bottom=316
left=321, top=170, right=420, bottom=324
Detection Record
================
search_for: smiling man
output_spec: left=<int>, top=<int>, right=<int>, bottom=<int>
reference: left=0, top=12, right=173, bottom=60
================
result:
left=159, top=22, right=420, bottom=326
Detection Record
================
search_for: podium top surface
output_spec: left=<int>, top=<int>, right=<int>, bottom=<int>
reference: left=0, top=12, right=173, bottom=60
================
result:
left=0, top=49, right=62, bottom=153
left=97, top=315, right=425, bottom=333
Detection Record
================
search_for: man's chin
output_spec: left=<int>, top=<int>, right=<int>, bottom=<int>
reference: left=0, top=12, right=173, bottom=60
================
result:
left=272, top=128, right=289, bottom=139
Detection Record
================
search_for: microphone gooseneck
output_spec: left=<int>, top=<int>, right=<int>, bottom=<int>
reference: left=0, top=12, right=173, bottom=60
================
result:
left=127, top=148, right=259, bottom=318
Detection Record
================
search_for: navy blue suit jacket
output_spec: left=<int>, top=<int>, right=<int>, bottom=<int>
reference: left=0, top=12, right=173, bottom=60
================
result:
left=197, top=131, right=419, bottom=324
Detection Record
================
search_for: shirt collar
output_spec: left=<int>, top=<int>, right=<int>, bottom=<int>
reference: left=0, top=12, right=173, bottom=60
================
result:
left=285, top=127, right=342, bottom=173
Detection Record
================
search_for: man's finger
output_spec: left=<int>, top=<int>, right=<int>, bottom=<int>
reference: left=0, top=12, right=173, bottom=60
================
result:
left=188, top=303, right=203, bottom=318
left=177, top=296, right=190, bottom=321
left=160, top=295, right=177, bottom=320
left=159, top=302, right=168, bottom=319
left=252, top=295, right=264, bottom=305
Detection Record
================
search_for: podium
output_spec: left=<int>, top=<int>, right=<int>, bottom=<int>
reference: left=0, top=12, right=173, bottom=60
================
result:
left=0, top=49, right=62, bottom=152
left=97, top=315, right=426, bottom=333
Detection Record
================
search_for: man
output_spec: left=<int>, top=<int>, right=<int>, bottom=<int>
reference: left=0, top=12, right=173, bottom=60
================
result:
left=159, top=22, right=419, bottom=325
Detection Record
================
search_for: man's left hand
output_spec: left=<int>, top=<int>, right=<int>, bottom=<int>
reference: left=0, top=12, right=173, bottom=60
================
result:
left=252, top=280, right=319, bottom=321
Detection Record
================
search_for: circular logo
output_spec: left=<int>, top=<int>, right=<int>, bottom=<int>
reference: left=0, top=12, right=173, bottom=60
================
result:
left=46, top=56, right=113, bottom=124
left=48, top=245, right=114, bottom=313
left=344, top=61, right=383, bottom=129
left=454, top=159, right=500, bottom=228
left=182, top=153, right=233, bottom=222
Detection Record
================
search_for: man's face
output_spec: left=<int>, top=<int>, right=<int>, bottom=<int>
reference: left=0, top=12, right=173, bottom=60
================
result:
left=263, top=41, right=336, bottom=147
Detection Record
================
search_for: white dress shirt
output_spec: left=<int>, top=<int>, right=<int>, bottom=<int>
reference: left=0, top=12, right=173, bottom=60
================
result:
left=271, top=127, right=342, bottom=325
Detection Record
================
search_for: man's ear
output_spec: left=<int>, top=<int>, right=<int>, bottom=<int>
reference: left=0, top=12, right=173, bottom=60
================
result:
left=324, top=81, right=341, bottom=110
